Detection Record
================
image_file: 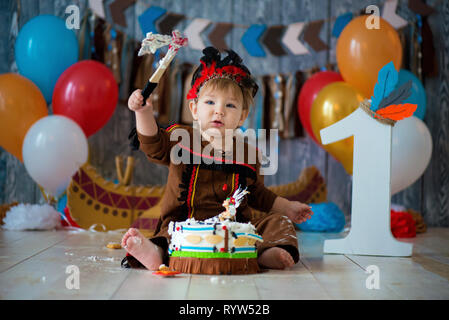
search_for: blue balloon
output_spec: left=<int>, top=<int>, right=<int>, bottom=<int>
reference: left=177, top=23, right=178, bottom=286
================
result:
left=296, top=202, right=346, bottom=232
left=15, top=15, right=79, bottom=103
left=396, top=69, right=426, bottom=120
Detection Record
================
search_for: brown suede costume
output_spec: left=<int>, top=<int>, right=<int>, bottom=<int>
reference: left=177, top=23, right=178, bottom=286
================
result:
left=122, top=123, right=299, bottom=269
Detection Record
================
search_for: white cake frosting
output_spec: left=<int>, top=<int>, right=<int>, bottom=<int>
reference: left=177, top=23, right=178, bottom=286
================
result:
left=168, top=187, right=263, bottom=257
left=168, top=216, right=262, bottom=255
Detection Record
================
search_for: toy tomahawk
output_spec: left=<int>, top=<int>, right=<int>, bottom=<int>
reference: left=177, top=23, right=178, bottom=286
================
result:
left=138, top=30, right=188, bottom=105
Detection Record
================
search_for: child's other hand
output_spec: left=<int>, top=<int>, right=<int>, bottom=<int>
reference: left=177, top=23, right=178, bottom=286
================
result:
left=285, top=201, right=313, bottom=224
left=128, top=89, right=153, bottom=113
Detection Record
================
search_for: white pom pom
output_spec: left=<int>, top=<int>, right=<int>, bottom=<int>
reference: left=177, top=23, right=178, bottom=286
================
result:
left=2, top=203, right=61, bottom=230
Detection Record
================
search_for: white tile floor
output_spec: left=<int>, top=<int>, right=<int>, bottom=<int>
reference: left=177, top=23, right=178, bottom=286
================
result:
left=0, top=228, right=448, bottom=299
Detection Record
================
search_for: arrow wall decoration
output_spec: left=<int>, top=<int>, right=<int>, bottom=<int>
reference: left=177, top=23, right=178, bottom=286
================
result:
left=88, top=0, right=105, bottom=19
left=282, top=22, right=309, bottom=55
left=184, top=18, right=211, bottom=50
left=158, top=13, right=185, bottom=35
left=262, top=25, right=287, bottom=56
left=304, top=20, right=328, bottom=52
left=109, top=0, right=136, bottom=27
left=138, top=6, right=166, bottom=35
left=241, top=24, right=267, bottom=57
left=382, top=0, right=408, bottom=29
left=208, top=23, right=233, bottom=52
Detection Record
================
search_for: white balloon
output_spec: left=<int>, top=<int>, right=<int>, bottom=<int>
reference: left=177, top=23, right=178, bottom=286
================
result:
left=22, top=115, right=88, bottom=197
left=391, top=116, right=432, bottom=195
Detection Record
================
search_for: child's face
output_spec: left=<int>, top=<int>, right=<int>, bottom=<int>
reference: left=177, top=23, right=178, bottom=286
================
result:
left=189, top=83, right=249, bottom=138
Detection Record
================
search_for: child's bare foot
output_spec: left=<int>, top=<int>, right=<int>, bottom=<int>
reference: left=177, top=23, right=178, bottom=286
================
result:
left=258, top=247, right=295, bottom=269
left=121, top=228, right=163, bottom=271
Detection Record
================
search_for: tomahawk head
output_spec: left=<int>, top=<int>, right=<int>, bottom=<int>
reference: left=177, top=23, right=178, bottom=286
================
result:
left=138, top=30, right=188, bottom=56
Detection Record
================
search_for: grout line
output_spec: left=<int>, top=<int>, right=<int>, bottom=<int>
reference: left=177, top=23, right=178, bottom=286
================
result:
left=0, top=232, right=70, bottom=274
left=109, top=267, right=133, bottom=300
left=0, top=230, right=35, bottom=245
left=253, top=274, right=262, bottom=300
left=343, top=254, right=368, bottom=271
left=184, top=274, right=192, bottom=300
left=314, top=232, right=368, bottom=272
left=296, top=258, right=334, bottom=300
left=296, top=232, right=336, bottom=300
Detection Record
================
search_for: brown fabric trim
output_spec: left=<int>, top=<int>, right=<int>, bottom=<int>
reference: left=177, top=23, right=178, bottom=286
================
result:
left=169, top=256, right=260, bottom=274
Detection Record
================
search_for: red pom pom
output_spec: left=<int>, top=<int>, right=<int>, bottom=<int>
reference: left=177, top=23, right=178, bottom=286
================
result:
left=391, top=210, right=416, bottom=238
left=222, top=184, right=228, bottom=191
left=176, top=227, right=180, bottom=231
left=220, top=248, right=225, bottom=252
left=222, top=226, right=227, bottom=230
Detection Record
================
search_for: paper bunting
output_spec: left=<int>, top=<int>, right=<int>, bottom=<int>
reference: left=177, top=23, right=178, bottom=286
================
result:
left=138, top=6, right=166, bottom=35
left=408, top=0, right=435, bottom=16
left=88, top=0, right=105, bottom=19
left=382, top=0, right=407, bottom=29
left=241, top=24, right=267, bottom=57
left=184, top=18, right=211, bottom=50
left=208, top=23, right=233, bottom=52
left=332, top=12, right=353, bottom=37
left=282, top=22, right=309, bottom=55
left=304, top=20, right=328, bottom=52
left=158, top=13, right=185, bottom=35
left=85, top=0, right=428, bottom=58
left=262, top=25, right=287, bottom=56
left=109, top=0, right=136, bottom=27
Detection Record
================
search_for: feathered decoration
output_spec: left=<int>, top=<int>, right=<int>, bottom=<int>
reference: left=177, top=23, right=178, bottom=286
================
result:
left=367, top=62, right=418, bottom=122
left=376, top=103, right=418, bottom=121
left=377, top=80, right=413, bottom=110
left=370, top=61, right=399, bottom=112
left=186, top=46, right=259, bottom=99
left=230, top=186, right=250, bottom=209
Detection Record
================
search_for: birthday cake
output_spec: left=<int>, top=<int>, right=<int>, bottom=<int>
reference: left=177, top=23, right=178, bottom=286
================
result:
left=167, top=188, right=263, bottom=274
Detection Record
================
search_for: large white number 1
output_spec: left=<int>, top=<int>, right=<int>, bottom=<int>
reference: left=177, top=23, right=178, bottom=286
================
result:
left=320, top=107, right=413, bottom=256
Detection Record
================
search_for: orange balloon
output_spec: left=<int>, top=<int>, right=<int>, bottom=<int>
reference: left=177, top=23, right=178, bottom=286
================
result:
left=336, top=16, right=402, bottom=98
left=310, top=82, right=365, bottom=175
left=0, top=74, right=48, bottom=162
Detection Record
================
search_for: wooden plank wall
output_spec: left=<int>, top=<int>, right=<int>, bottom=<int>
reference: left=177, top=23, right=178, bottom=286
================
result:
left=0, top=0, right=447, bottom=227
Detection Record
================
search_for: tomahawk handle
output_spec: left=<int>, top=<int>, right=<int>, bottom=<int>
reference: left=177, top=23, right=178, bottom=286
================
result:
left=141, top=81, right=158, bottom=106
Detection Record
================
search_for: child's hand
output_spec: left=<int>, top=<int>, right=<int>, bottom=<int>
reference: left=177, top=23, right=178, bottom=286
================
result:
left=285, top=201, right=313, bottom=224
left=128, top=89, right=153, bottom=113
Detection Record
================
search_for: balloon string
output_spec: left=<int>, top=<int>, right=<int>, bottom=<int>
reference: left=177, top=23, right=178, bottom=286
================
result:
left=37, top=185, right=56, bottom=206
left=38, top=185, right=48, bottom=202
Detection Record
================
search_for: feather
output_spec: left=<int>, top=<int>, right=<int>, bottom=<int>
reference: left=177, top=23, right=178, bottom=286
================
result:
left=377, top=80, right=413, bottom=111
left=370, top=61, right=399, bottom=112
left=231, top=186, right=250, bottom=209
left=376, top=103, right=417, bottom=121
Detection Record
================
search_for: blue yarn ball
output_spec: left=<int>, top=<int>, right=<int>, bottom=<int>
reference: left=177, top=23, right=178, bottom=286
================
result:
left=296, top=202, right=346, bottom=232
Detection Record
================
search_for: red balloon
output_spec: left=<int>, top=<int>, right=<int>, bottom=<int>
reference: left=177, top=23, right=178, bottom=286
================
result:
left=298, top=71, right=343, bottom=143
left=52, top=60, right=118, bottom=137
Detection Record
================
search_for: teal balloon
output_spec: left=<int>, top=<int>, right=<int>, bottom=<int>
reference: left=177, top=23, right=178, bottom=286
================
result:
left=15, top=15, right=79, bottom=103
left=396, top=69, right=426, bottom=120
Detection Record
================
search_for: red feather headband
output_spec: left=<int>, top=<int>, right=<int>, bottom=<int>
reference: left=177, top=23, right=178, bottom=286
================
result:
left=186, top=60, right=251, bottom=100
